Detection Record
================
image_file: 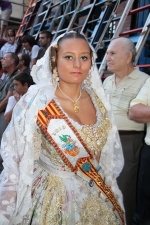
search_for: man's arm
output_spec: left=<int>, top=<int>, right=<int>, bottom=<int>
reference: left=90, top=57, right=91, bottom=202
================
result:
left=31, top=58, right=37, bottom=69
left=129, top=77, right=150, bottom=124
left=129, top=104, right=150, bottom=123
left=0, top=91, right=13, bottom=112
left=31, top=45, right=39, bottom=68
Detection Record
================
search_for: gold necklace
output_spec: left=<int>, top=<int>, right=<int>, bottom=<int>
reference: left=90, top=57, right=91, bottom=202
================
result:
left=58, top=84, right=82, bottom=113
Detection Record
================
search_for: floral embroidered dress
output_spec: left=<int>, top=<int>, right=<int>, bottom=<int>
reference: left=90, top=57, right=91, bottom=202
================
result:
left=19, top=90, right=123, bottom=225
left=0, top=32, right=125, bottom=225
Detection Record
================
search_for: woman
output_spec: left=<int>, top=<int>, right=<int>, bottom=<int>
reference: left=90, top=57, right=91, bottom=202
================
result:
left=21, top=35, right=39, bottom=69
left=1, top=29, right=17, bottom=57
left=0, top=32, right=125, bottom=224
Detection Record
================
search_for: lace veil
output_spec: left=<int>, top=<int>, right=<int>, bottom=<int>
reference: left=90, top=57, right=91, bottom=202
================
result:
left=0, top=31, right=124, bottom=224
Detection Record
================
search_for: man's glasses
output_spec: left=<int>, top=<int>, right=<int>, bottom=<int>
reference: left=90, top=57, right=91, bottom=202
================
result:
left=1, top=57, right=11, bottom=60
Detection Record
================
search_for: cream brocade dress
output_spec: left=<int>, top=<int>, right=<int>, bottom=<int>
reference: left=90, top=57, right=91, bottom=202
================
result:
left=21, top=91, right=121, bottom=225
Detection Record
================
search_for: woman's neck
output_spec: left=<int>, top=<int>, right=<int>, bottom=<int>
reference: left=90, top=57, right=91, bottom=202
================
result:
left=57, top=82, right=82, bottom=100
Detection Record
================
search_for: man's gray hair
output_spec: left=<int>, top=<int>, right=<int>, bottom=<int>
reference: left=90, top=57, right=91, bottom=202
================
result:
left=112, top=37, right=137, bottom=64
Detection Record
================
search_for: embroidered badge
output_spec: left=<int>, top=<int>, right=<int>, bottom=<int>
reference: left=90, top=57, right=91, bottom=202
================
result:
left=82, top=162, right=92, bottom=172
left=59, top=134, right=79, bottom=156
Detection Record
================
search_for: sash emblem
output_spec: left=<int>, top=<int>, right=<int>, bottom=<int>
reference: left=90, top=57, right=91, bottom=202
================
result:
left=82, top=162, right=92, bottom=172
left=59, top=134, right=79, bottom=156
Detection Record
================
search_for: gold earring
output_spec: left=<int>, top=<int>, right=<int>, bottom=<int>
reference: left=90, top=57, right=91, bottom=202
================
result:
left=52, top=68, right=59, bottom=84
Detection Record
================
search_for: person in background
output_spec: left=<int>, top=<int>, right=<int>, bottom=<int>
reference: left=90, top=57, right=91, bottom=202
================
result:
left=0, top=60, right=7, bottom=85
left=37, top=30, right=52, bottom=60
left=103, top=37, right=149, bottom=225
left=0, top=52, right=19, bottom=143
left=0, top=1, right=12, bottom=38
left=17, top=53, right=31, bottom=75
left=0, top=52, right=18, bottom=173
left=4, top=72, right=33, bottom=123
left=0, top=31, right=125, bottom=224
left=129, top=77, right=150, bottom=225
left=21, top=35, right=39, bottom=69
left=0, top=60, right=4, bottom=83
left=1, top=29, right=17, bottom=57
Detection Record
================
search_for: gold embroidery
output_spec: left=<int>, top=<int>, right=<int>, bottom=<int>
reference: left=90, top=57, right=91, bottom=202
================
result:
left=41, top=174, right=65, bottom=225
left=93, top=89, right=108, bottom=117
left=78, top=194, right=120, bottom=225
left=78, top=90, right=112, bottom=156
left=33, top=127, right=42, bottom=160
left=78, top=119, right=111, bottom=156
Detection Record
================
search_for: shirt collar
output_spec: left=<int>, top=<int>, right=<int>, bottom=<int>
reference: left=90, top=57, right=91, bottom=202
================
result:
left=128, top=68, right=140, bottom=79
left=111, top=68, right=140, bottom=82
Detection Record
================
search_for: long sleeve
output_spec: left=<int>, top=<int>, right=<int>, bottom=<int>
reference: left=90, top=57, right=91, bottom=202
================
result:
left=0, top=84, right=54, bottom=224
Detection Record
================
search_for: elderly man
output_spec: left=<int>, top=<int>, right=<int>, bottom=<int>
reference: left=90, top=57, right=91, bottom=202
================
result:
left=0, top=52, right=19, bottom=143
left=103, top=37, right=149, bottom=225
left=36, top=30, right=52, bottom=60
left=129, top=77, right=150, bottom=225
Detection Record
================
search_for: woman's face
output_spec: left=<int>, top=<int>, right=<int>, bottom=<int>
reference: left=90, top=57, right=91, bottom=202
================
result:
left=22, top=41, right=31, bottom=51
left=8, top=30, right=13, bottom=36
left=56, top=38, right=92, bottom=85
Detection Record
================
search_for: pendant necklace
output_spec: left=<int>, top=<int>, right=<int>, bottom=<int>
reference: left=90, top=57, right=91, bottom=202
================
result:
left=58, top=84, right=82, bottom=113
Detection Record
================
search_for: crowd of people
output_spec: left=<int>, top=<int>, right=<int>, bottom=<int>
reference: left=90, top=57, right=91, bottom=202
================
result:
left=0, top=30, right=52, bottom=145
left=0, top=29, right=149, bottom=225
left=0, top=30, right=52, bottom=174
